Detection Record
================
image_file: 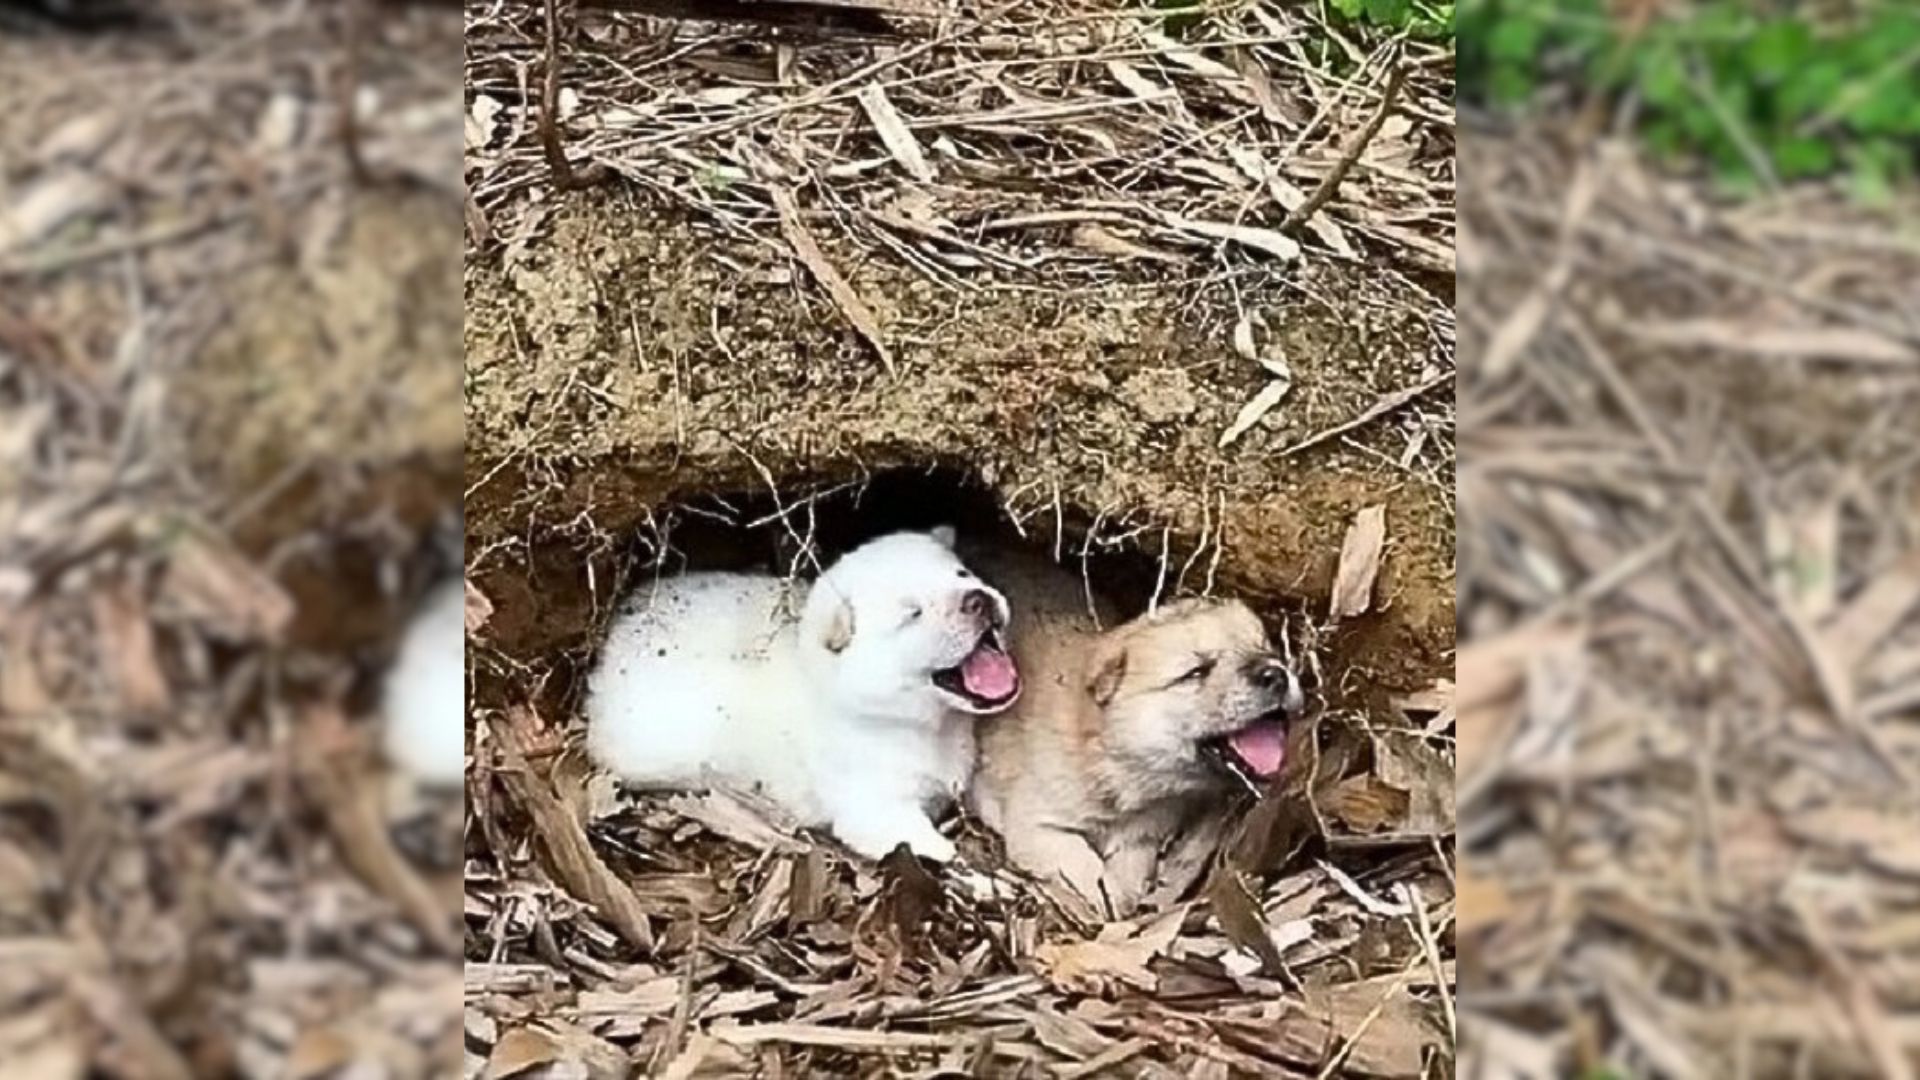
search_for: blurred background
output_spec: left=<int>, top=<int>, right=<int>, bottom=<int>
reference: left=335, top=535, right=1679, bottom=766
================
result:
left=0, top=1, right=463, bottom=1075
left=1457, top=0, right=1919, bottom=1077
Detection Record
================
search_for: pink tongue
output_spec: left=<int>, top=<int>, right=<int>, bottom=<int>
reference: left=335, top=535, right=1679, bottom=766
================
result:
left=1228, top=722, right=1287, bottom=778
left=960, top=645, right=1018, bottom=702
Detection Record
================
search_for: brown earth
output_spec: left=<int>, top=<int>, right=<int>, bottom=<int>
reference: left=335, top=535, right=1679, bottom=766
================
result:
left=465, top=194, right=1455, bottom=717
left=178, top=185, right=465, bottom=654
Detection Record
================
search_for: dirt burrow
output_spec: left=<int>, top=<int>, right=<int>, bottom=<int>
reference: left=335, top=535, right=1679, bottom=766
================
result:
left=179, top=185, right=466, bottom=657
left=465, top=195, right=1455, bottom=718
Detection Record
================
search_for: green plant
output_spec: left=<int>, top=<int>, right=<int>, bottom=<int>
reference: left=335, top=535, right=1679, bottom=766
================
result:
left=1459, top=0, right=1920, bottom=198
left=1327, top=0, right=1456, bottom=41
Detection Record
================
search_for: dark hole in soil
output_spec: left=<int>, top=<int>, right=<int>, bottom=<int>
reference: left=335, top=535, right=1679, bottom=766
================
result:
left=644, top=464, right=1180, bottom=619
left=479, top=463, right=1329, bottom=722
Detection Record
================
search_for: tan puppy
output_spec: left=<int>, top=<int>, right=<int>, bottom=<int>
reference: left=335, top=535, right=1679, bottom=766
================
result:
left=968, top=551, right=1303, bottom=914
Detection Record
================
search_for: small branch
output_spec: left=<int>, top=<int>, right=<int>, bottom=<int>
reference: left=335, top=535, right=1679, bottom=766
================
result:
left=336, top=0, right=371, bottom=184
left=540, top=0, right=611, bottom=191
left=1280, top=61, right=1406, bottom=238
left=1277, top=368, right=1451, bottom=459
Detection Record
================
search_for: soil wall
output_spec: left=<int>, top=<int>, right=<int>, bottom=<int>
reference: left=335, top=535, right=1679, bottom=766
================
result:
left=464, top=195, right=1454, bottom=715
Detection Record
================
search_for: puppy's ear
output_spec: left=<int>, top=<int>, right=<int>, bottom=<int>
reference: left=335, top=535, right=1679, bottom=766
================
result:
left=1087, top=642, right=1127, bottom=706
left=929, top=525, right=957, bottom=549
left=820, top=599, right=855, bottom=653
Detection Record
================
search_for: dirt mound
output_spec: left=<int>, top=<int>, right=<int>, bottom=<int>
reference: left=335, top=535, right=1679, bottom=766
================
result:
left=465, top=196, right=1454, bottom=704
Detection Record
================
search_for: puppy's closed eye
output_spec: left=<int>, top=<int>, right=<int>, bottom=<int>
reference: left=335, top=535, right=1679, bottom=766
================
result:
left=1175, top=657, right=1215, bottom=684
left=901, top=602, right=924, bottom=626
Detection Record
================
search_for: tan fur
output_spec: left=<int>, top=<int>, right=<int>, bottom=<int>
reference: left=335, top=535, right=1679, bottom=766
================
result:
left=968, top=550, right=1294, bottom=916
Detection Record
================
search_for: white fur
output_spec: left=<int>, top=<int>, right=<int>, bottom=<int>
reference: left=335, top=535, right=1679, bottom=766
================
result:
left=584, top=530, right=1012, bottom=861
left=382, top=579, right=466, bottom=789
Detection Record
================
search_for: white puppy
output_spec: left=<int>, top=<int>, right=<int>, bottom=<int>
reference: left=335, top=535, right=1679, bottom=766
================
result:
left=585, top=528, right=1021, bottom=861
left=382, top=579, right=467, bottom=789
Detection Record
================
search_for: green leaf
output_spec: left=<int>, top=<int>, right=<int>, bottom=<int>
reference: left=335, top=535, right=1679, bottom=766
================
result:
left=1714, top=161, right=1763, bottom=198
left=1843, top=139, right=1907, bottom=205
left=1642, top=117, right=1685, bottom=159
left=1363, top=0, right=1412, bottom=26
left=1847, top=79, right=1920, bottom=136
left=1778, top=60, right=1847, bottom=119
left=1772, top=136, right=1834, bottom=179
left=1491, top=64, right=1534, bottom=105
left=1637, top=45, right=1686, bottom=107
left=1489, top=16, right=1541, bottom=61
left=1746, top=20, right=1810, bottom=80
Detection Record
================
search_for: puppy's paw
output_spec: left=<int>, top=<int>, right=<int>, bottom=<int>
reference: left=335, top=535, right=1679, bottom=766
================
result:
left=833, top=808, right=954, bottom=864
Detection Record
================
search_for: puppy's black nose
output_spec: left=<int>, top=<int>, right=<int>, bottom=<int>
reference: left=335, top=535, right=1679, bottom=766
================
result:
left=961, top=589, right=993, bottom=619
left=1251, top=657, right=1304, bottom=709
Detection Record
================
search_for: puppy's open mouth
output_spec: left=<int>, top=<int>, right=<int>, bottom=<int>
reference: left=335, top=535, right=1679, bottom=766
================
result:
left=931, top=630, right=1020, bottom=712
left=1201, top=711, right=1289, bottom=788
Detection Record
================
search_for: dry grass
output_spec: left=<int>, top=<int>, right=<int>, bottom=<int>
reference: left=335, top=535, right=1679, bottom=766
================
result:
left=1457, top=118, right=1920, bottom=1079
left=463, top=2, right=1456, bottom=1077
left=0, top=2, right=463, bottom=1076
left=464, top=0, right=1454, bottom=351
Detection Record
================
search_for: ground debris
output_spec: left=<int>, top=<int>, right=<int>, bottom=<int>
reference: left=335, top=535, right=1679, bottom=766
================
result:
left=1, top=2, right=462, bottom=1075
left=1459, top=122, right=1920, bottom=1079
left=463, top=1, right=1454, bottom=1074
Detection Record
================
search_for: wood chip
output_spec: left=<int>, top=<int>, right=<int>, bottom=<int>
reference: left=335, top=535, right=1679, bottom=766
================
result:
left=1626, top=319, right=1920, bottom=366
left=1252, top=982, right=1440, bottom=1078
left=1167, top=215, right=1300, bottom=261
left=1035, top=907, right=1185, bottom=993
left=857, top=84, right=933, bottom=182
left=1, top=607, right=54, bottom=716
left=1821, top=550, right=1920, bottom=675
left=1329, top=505, right=1387, bottom=619
left=285, top=1028, right=355, bottom=1080
left=159, top=534, right=295, bottom=643
left=666, top=789, right=809, bottom=853
left=1217, top=379, right=1291, bottom=448
left=0, top=172, right=112, bottom=255
left=488, top=1027, right=561, bottom=1078
left=1455, top=863, right=1515, bottom=936
left=465, top=580, right=494, bottom=636
left=491, top=708, right=655, bottom=950
left=90, top=584, right=170, bottom=714
left=298, top=705, right=455, bottom=954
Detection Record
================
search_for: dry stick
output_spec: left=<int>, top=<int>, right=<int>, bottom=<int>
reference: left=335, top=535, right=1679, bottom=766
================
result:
left=1277, top=368, right=1452, bottom=459
left=298, top=739, right=455, bottom=955
left=0, top=213, right=231, bottom=277
left=627, top=0, right=1026, bottom=152
left=1280, top=60, right=1406, bottom=238
left=541, top=0, right=611, bottom=190
left=336, top=0, right=371, bottom=184
left=491, top=713, right=655, bottom=948
left=1503, top=198, right=1920, bottom=347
